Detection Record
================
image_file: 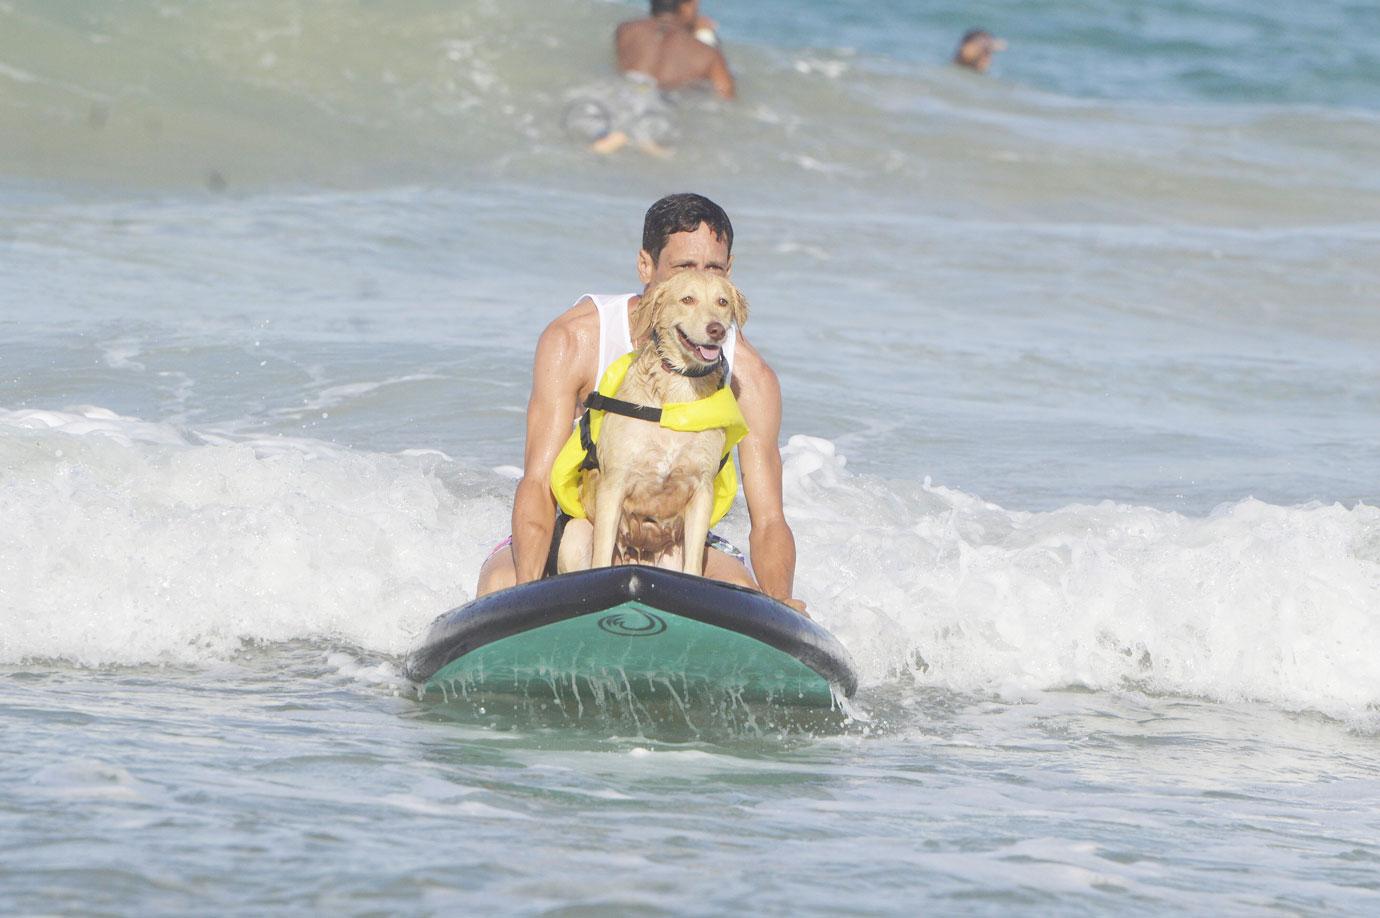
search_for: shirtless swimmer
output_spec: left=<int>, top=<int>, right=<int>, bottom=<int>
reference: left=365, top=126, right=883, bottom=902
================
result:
left=589, top=0, right=736, bottom=154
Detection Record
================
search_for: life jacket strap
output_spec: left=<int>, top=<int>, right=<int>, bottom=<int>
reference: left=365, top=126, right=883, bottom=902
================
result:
left=578, top=409, right=599, bottom=471
left=578, top=392, right=666, bottom=472
left=577, top=382, right=733, bottom=473
left=585, top=391, right=663, bottom=423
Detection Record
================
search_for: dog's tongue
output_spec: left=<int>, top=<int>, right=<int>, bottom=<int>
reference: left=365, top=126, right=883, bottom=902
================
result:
left=694, top=343, right=721, bottom=362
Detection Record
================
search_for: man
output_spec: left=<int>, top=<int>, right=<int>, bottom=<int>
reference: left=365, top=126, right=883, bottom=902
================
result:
left=953, top=28, right=1007, bottom=74
left=476, top=193, right=805, bottom=614
left=575, top=0, right=735, bottom=155
left=616, top=0, right=735, bottom=100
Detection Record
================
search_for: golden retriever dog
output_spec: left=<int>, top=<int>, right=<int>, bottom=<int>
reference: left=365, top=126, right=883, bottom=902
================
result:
left=559, top=271, right=749, bottom=576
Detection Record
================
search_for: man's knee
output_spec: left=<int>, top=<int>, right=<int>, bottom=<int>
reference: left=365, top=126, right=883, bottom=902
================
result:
left=556, top=518, right=593, bottom=574
left=476, top=547, right=517, bottom=598
left=704, top=547, right=758, bottom=589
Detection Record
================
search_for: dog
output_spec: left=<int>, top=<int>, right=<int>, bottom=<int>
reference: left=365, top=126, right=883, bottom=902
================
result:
left=558, top=271, right=749, bottom=576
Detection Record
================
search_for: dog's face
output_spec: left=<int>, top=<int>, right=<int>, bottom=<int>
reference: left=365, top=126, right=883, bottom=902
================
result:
left=634, top=271, right=749, bottom=373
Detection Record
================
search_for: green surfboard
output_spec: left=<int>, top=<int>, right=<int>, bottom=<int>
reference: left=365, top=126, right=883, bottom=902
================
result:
left=405, top=566, right=857, bottom=710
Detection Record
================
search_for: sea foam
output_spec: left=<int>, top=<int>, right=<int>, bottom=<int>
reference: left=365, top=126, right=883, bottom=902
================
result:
left=777, top=436, right=1380, bottom=724
left=0, top=406, right=503, bottom=667
left=3, top=409, right=1377, bottom=724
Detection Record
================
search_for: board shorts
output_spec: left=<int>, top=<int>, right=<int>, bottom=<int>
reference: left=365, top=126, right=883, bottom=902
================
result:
left=562, top=72, right=676, bottom=147
left=486, top=512, right=746, bottom=578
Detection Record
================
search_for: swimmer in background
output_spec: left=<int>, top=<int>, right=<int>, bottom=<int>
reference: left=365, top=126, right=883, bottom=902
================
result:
left=617, top=0, right=735, bottom=100
left=953, top=28, right=1007, bottom=74
left=575, top=0, right=734, bottom=156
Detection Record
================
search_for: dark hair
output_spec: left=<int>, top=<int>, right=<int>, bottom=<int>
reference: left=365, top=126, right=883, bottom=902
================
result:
left=641, top=193, right=734, bottom=263
left=961, top=28, right=992, bottom=46
left=650, top=0, right=689, bottom=14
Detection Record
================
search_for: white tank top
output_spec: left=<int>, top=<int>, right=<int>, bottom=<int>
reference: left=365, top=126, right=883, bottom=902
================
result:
left=583, top=292, right=736, bottom=384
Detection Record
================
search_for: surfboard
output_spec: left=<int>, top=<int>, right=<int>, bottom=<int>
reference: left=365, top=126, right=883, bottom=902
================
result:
left=405, top=566, right=858, bottom=709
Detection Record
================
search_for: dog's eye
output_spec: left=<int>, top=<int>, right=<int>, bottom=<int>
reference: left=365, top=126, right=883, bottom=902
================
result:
left=681, top=296, right=695, bottom=305
left=717, top=297, right=729, bottom=307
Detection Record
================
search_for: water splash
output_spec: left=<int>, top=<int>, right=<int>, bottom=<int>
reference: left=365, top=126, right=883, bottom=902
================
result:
left=4, top=409, right=1378, bottom=726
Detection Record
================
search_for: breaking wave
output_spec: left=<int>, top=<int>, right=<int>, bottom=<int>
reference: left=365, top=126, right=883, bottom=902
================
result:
left=4, top=407, right=1377, bottom=727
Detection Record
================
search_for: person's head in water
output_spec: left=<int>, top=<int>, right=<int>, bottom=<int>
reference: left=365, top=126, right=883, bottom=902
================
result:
left=954, top=28, right=1007, bottom=73
left=650, top=0, right=696, bottom=22
left=637, top=193, right=734, bottom=288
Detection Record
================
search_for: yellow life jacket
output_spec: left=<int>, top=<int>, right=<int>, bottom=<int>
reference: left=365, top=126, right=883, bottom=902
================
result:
left=550, top=352, right=749, bottom=526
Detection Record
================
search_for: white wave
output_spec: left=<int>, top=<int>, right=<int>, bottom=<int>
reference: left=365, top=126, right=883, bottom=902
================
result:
left=4, top=409, right=1377, bottom=724
left=4, top=406, right=193, bottom=447
left=0, top=60, right=38, bottom=83
left=99, top=335, right=146, bottom=371
left=0, top=406, right=507, bottom=667
left=272, top=373, right=448, bottom=419
left=779, top=436, right=1380, bottom=724
left=792, top=56, right=851, bottom=80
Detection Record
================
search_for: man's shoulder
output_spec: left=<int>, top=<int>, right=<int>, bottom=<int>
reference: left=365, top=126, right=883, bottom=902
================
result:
left=555, top=293, right=599, bottom=321
left=662, top=28, right=718, bottom=61
left=665, top=29, right=713, bottom=51
left=550, top=292, right=634, bottom=326
left=535, top=293, right=632, bottom=374
left=616, top=18, right=654, bottom=39
left=540, top=296, right=597, bottom=347
left=733, top=334, right=773, bottom=374
left=731, top=335, right=781, bottom=397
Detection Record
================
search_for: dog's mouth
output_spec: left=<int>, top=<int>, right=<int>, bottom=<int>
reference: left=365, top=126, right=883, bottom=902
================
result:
left=675, top=325, right=722, bottom=364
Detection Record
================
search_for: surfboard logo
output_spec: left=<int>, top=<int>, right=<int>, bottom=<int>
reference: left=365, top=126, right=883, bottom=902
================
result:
left=597, top=610, right=667, bottom=637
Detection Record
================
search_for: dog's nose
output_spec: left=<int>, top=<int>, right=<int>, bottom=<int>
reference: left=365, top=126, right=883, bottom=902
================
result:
left=706, top=321, right=726, bottom=342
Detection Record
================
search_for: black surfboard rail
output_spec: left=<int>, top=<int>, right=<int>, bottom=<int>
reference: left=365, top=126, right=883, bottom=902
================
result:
left=404, top=566, right=859, bottom=697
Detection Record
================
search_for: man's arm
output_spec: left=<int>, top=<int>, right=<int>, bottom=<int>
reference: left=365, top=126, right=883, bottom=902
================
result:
left=732, top=336, right=800, bottom=608
left=692, top=11, right=735, bottom=98
left=707, top=50, right=736, bottom=100
left=511, top=315, right=585, bottom=585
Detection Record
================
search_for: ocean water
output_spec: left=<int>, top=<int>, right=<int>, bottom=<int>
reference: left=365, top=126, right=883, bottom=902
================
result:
left=3, top=0, right=1379, bottom=912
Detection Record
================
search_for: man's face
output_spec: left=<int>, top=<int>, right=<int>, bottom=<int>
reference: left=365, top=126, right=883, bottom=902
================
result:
left=637, top=221, right=733, bottom=289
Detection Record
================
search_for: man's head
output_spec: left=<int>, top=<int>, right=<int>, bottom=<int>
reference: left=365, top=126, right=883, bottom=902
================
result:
left=954, top=28, right=1007, bottom=73
left=638, top=193, right=734, bottom=288
left=650, top=0, right=696, bottom=20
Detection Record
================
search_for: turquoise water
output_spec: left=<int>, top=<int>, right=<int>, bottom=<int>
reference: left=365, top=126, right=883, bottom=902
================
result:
left=721, top=0, right=1380, bottom=109
left=3, top=0, right=1379, bottom=913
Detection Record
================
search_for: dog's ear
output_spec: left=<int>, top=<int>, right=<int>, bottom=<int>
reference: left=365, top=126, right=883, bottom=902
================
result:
left=631, top=278, right=670, bottom=347
left=728, top=282, right=749, bottom=328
